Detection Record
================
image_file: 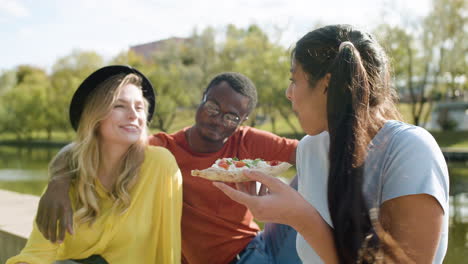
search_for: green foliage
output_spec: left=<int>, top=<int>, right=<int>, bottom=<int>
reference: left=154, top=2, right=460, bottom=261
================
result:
left=0, top=52, right=104, bottom=140
left=111, top=49, right=148, bottom=69
left=217, top=24, right=299, bottom=133
left=0, top=181, right=47, bottom=196
left=1, top=1, right=466, bottom=139
left=374, top=0, right=467, bottom=127
left=0, top=66, right=50, bottom=139
left=430, top=131, right=468, bottom=148
left=437, top=108, right=459, bottom=131
left=425, top=0, right=467, bottom=95
left=46, top=51, right=104, bottom=138
left=0, top=69, right=17, bottom=96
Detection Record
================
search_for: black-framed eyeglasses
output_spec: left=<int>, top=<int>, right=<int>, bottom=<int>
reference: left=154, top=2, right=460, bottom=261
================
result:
left=202, top=100, right=242, bottom=126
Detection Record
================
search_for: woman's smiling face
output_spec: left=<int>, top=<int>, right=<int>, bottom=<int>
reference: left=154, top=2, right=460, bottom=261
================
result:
left=98, top=83, right=147, bottom=147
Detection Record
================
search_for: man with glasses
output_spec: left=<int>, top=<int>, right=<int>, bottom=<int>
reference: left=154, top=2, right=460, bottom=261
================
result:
left=36, top=72, right=301, bottom=264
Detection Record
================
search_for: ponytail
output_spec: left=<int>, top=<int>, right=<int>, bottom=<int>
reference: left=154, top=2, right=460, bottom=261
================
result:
left=327, top=41, right=375, bottom=263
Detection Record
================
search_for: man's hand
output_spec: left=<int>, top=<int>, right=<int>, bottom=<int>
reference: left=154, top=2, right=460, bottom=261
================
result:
left=36, top=176, right=74, bottom=243
left=35, top=143, right=75, bottom=243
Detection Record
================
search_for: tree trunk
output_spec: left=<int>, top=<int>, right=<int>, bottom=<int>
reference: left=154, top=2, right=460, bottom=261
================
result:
left=416, top=63, right=430, bottom=127
left=405, top=43, right=418, bottom=125
left=278, top=107, right=299, bottom=136
left=271, top=116, right=276, bottom=134
left=47, top=127, right=52, bottom=141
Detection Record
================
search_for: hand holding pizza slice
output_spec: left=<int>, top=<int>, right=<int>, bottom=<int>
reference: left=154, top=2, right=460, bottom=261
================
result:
left=191, top=158, right=292, bottom=182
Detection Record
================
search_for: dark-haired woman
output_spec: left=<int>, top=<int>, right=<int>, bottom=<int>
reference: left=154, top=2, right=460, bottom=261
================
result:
left=214, top=24, right=449, bottom=264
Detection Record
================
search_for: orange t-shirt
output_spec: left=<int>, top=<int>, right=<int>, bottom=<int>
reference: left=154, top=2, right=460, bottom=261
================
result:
left=149, top=126, right=298, bottom=264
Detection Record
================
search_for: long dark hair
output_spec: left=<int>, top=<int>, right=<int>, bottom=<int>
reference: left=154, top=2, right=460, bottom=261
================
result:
left=293, top=25, right=403, bottom=263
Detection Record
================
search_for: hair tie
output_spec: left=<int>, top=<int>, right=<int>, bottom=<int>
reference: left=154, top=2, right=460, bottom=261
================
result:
left=339, top=41, right=354, bottom=52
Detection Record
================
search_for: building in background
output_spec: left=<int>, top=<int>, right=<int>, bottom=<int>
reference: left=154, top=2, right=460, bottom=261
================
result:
left=130, top=37, right=189, bottom=61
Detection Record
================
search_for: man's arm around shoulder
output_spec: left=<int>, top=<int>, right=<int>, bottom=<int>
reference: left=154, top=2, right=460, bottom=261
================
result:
left=36, top=143, right=74, bottom=243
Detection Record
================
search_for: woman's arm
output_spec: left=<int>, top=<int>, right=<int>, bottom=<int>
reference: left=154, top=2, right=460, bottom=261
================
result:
left=376, top=127, right=448, bottom=262
left=214, top=170, right=339, bottom=264
left=379, top=194, right=444, bottom=263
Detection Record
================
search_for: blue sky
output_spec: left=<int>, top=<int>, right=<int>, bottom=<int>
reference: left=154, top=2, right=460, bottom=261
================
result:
left=0, top=0, right=431, bottom=72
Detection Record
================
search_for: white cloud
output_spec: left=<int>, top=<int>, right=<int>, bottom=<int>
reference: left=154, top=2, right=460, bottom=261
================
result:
left=0, top=0, right=29, bottom=17
left=17, top=26, right=33, bottom=38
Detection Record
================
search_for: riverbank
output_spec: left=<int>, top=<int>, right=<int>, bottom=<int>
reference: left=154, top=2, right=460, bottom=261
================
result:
left=442, top=148, right=468, bottom=162
left=0, top=140, right=68, bottom=148
left=2, top=139, right=467, bottom=161
left=1, top=132, right=468, bottom=147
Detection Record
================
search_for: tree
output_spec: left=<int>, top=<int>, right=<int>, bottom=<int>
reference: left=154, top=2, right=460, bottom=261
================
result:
left=145, top=38, right=202, bottom=132
left=217, top=24, right=299, bottom=134
left=425, top=0, right=467, bottom=100
left=111, top=49, right=149, bottom=70
left=0, top=65, right=49, bottom=140
left=374, top=24, right=429, bottom=125
left=184, top=27, right=219, bottom=93
left=419, top=0, right=468, bottom=125
left=46, top=51, right=104, bottom=139
left=374, top=0, right=467, bottom=126
left=0, top=70, right=17, bottom=96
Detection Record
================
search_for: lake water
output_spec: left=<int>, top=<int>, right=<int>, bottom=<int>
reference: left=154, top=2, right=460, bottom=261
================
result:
left=0, top=145, right=467, bottom=262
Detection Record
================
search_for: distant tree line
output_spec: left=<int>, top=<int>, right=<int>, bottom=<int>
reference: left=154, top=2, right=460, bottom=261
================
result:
left=0, top=0, right=465, bottom=140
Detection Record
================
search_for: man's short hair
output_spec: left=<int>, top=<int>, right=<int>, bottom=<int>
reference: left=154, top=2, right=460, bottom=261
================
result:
left=204, top=72, right=258, bottom=113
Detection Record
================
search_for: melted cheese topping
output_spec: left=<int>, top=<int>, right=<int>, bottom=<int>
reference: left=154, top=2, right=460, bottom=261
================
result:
left=212, top=158, right=270, bottom=171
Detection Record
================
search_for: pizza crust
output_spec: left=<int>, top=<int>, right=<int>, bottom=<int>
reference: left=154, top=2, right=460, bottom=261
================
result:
left=191, top=162, right=292, bottom=182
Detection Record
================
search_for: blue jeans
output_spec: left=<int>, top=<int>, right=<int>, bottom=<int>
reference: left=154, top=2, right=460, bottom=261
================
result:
left=235, top=222, right=302, bottom=264
left=236, top=176, right=302, bottom=264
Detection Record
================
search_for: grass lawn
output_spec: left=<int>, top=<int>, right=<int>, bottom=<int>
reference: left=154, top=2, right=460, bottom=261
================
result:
left=430, top=131, right=468, bottom=148
left=398, top=103, right=468, bottom=148
left=0, top=180, right=47, bottom=196
left=397, top=103, right=433, bottom=124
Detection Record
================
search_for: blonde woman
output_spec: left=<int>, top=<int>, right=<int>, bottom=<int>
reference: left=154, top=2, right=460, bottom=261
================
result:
left=7, top=66, right=182, bottom=264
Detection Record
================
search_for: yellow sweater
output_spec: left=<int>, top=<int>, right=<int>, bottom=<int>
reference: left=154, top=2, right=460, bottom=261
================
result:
left=7, top=146, right=182, bottom=264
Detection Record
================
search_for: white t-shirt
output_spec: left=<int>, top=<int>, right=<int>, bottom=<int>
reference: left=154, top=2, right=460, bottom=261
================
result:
left=296, top=121, right=449, bottom=264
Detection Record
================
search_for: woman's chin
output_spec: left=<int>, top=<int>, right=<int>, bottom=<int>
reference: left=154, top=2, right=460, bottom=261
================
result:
left=303, top=126, right=327, bottom=136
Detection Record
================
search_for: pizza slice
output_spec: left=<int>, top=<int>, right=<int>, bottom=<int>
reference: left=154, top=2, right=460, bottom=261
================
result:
left=191, top=158, right=292, bottom=182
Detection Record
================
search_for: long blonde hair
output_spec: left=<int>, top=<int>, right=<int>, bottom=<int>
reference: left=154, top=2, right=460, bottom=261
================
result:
left=51, top=73, right=149, bottom=225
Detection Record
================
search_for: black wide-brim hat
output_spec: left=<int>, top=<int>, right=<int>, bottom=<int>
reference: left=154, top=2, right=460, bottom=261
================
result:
left=69, top=65, right=156, bottom=131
